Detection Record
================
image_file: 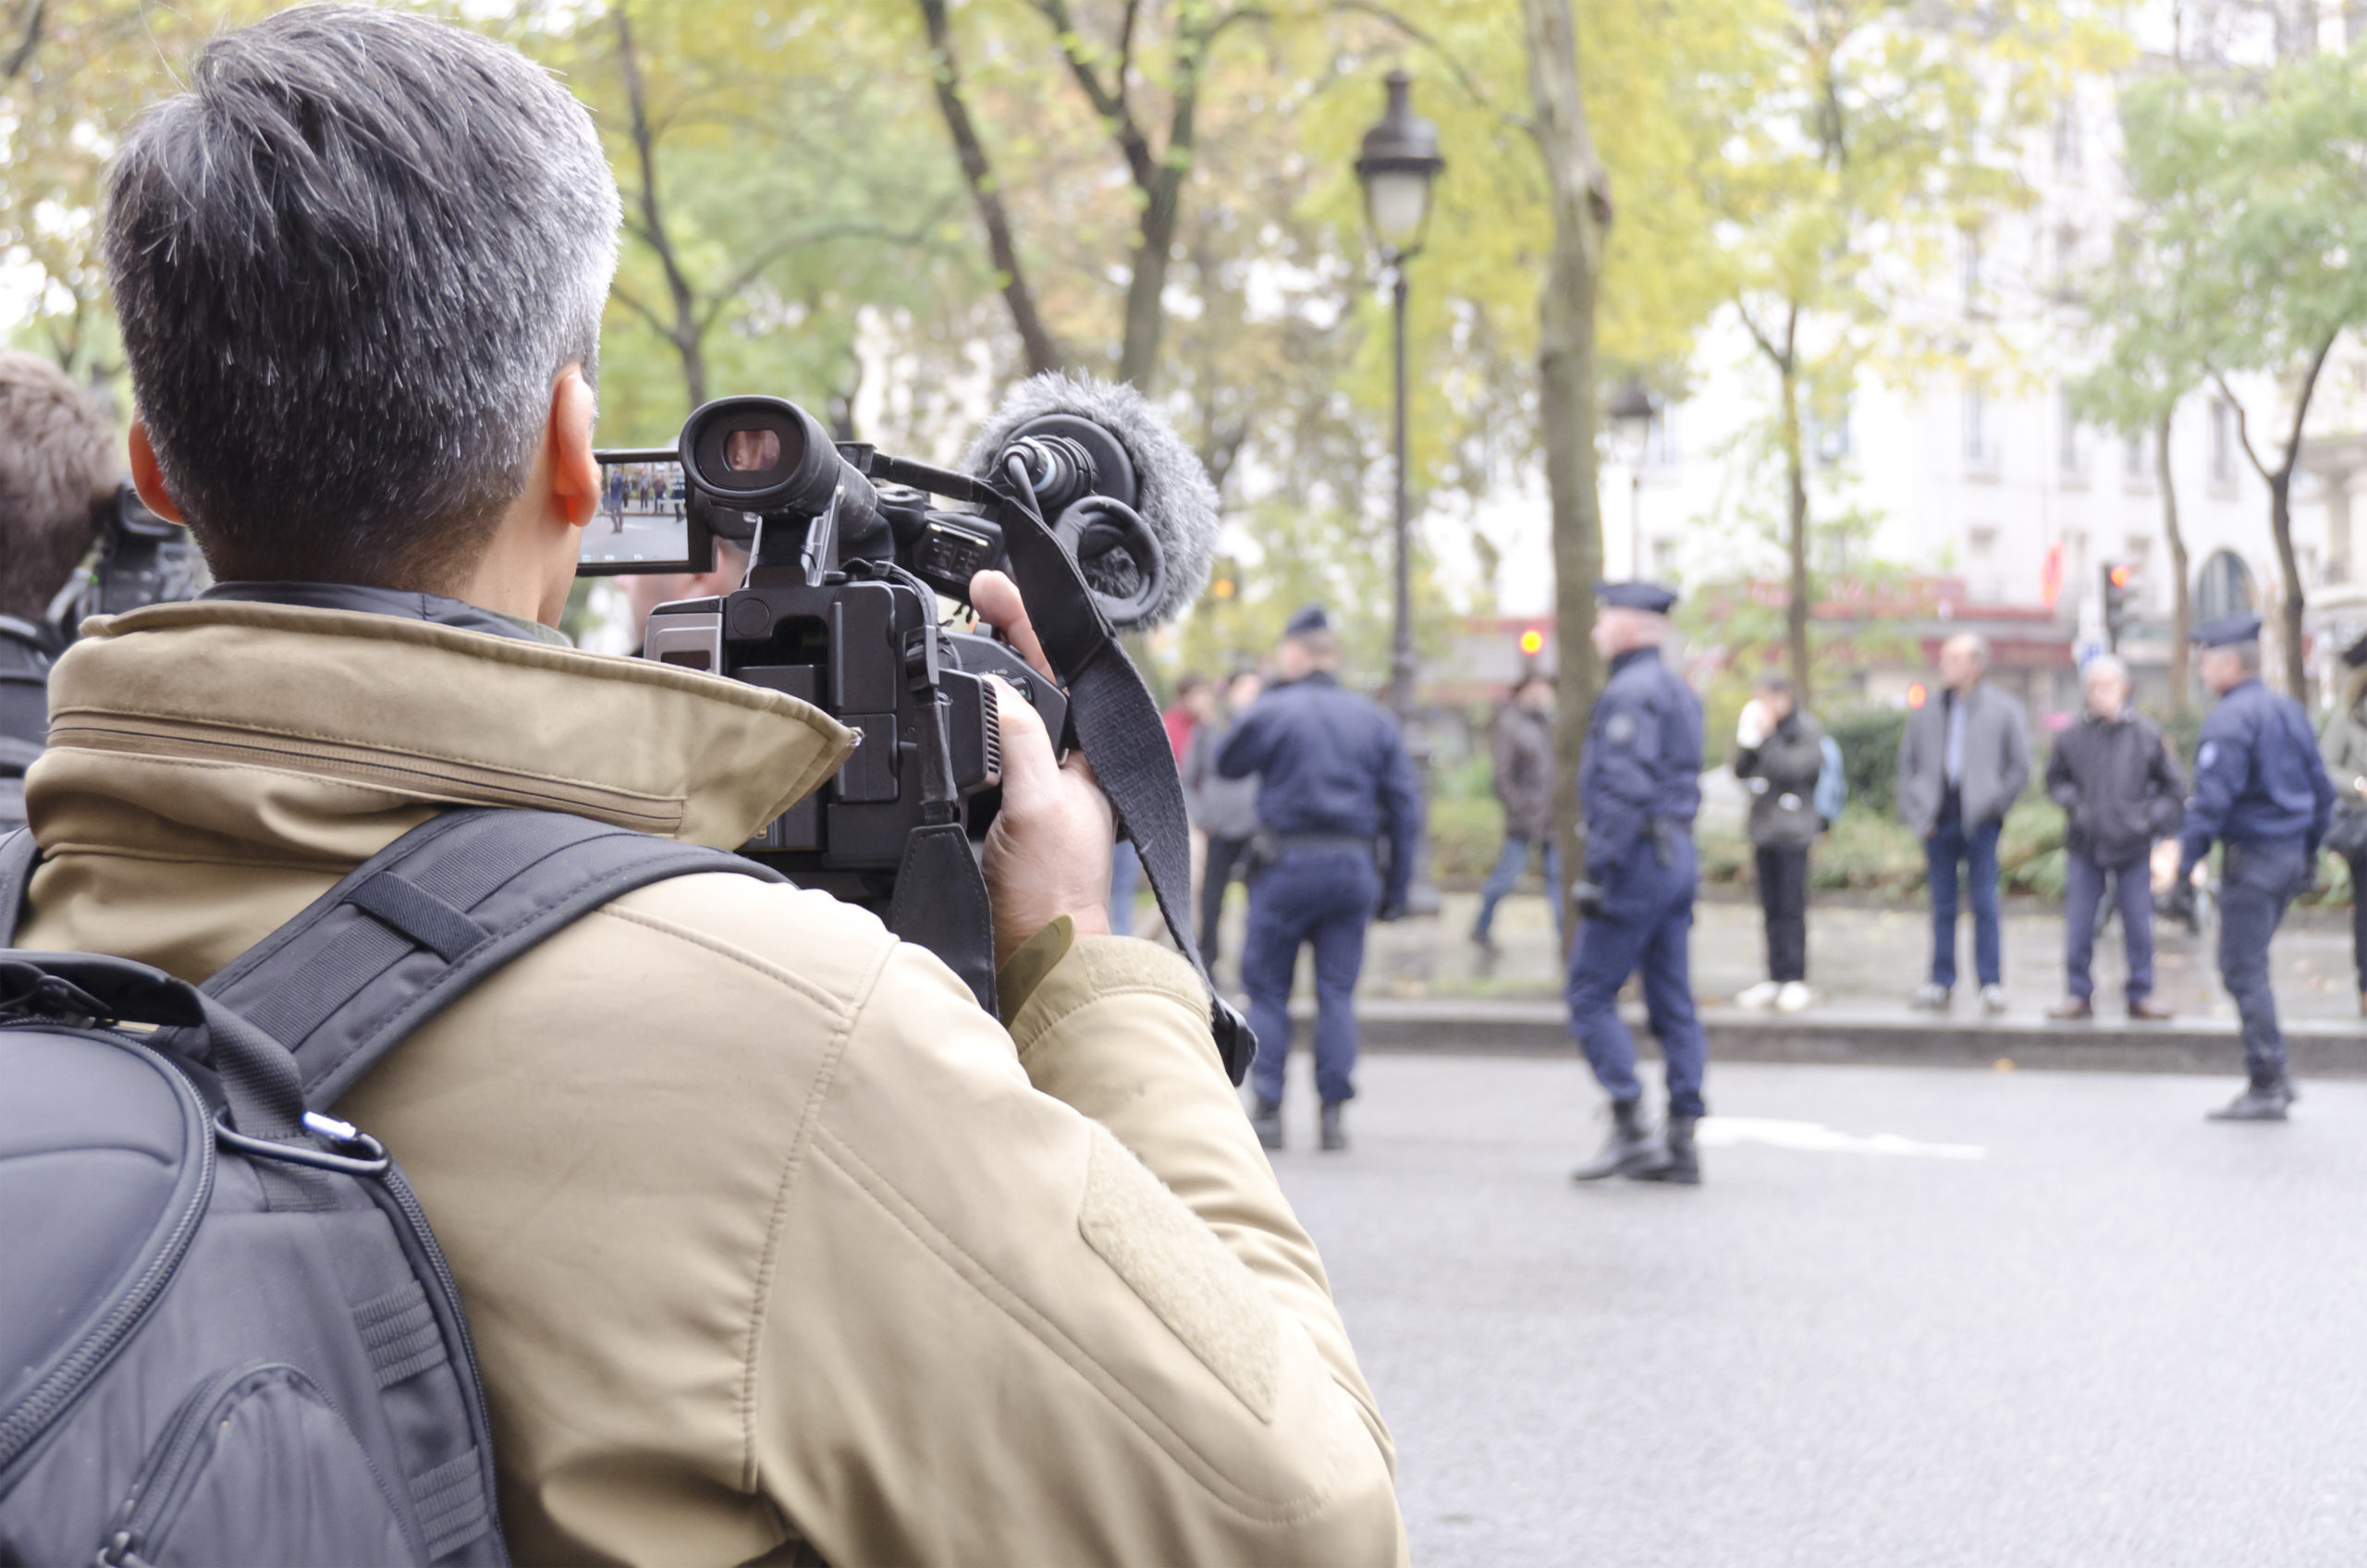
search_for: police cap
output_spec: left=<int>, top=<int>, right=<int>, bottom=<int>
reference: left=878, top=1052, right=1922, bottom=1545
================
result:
left=1593, top=580, right=1679, bottom=615
left=1282, top=604, right=1331, bottom=637
left=2189, top=614, right=2263, bottom=648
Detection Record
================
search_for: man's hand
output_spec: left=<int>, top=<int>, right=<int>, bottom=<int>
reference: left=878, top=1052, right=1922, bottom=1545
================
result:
left=1571, top=876, right=1607, bottom=923
left=971, top=570, right=1116, bottom=968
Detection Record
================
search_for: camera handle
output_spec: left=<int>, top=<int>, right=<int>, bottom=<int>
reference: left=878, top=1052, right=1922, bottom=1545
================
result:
left=990, top=459, right=1256, bottom=1084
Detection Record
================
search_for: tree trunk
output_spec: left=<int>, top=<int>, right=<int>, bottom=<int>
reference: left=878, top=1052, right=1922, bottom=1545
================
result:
left=2154, top=407, right=2191, bottom=714
left=1778, top=340, right=1811, bottom=704
left=2271, top=470, right=2307, bottom=699
left=1521, top=0, right=1613, bottom=946
left=612, top=5, right=708, bottom=406
left=1117, top=168, right=1182, bottom=390
left=915, top=0, right=1064, bottom=376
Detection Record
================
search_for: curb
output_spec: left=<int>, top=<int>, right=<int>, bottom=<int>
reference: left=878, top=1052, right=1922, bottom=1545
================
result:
left=1297, top=998, right=2367, bottom=1077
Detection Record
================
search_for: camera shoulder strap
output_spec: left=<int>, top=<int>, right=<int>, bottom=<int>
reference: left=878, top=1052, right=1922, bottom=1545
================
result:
left=994, top=474, right=1255, bottom=1084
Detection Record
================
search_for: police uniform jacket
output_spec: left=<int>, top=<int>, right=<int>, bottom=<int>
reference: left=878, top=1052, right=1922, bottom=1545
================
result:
left=2179, top=676, right=2335, bottom=873
left=1579, top=645, right=1702, bottom=891
left=1217, top=670, right=1424, bottom=910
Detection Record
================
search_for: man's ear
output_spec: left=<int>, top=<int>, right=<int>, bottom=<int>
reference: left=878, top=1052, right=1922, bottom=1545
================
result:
left=550, top=367, right=599, bottom=530
left=127, top=423, right=187, bottom=524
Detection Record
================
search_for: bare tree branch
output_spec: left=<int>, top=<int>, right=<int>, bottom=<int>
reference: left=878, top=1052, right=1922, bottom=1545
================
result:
left=2, top=0, right=43, bottom=80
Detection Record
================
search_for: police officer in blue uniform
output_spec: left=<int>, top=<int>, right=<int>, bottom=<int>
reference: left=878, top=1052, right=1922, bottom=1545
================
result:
left=1219, top=605, right=1422, bottom=1153
left=1568, top=581, right=1710, bottom=1184
left=2171, top=614, right=2334, bottom=1121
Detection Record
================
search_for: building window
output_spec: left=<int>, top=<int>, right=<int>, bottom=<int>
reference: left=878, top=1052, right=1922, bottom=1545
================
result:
left=2195, top=548, right=2256, bottom=623
left=2210, top=397, right=2237, bottom=484
left=1809, top=403, right=1851, bottom=465
left=2053, top=99, right=2083, bottom=172
left=2058, top=388, right=2084, bottom=473
left=1964, top=387, right=1993, bottom=470
left=2125, top=430, right=2148, bottom=478
left=2053, top=224, right=2080, bottom=297
left=1646, top=405, right=1678, bottom=468
left=1959, top=227, right=1984, bottom=311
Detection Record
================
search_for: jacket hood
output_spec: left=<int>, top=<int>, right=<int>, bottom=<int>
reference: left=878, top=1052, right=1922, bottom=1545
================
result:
left=27, top=599, right=854, bottom=866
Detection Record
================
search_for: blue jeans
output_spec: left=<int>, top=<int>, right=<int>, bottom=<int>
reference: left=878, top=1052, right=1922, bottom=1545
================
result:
left=1926, top=817, right=2003, bottom=990
left=2064, top=851, right=2155, bottom=1001
left=1243, top=849, right=1380, bottom=1106
left=2219, top=839, right=2308, bottom=1081
left=1472, top=834, right=1566, bottom=949
left=1109, top=839, right=1141, bottom=937
left=1564, top=839, right=1707, bottom=1118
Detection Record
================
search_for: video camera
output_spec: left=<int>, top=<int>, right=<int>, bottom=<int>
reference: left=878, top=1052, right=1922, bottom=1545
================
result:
left=581, top=375, right=1249, bottom=1075
left=47, top=484, right=211, bottom=631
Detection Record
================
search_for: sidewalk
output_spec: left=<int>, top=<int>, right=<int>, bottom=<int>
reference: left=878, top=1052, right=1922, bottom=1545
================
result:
left=1184, top=883, right=2367, bottom=1076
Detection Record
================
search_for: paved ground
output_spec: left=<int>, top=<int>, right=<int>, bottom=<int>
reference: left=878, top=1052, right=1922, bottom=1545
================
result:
left=1267, top=1053, right=2367, bottom=1568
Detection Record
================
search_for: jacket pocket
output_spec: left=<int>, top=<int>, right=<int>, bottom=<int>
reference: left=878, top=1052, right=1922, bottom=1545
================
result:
left=96, top=1364, right=414, bottom=1568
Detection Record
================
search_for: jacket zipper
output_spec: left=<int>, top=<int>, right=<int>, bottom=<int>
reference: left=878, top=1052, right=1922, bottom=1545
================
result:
left=0, top=1046, right=213, bottom=1471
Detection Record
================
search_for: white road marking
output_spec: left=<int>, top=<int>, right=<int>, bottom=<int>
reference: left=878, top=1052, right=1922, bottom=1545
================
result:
left=1697, top=1117, right=1986, bottom=1161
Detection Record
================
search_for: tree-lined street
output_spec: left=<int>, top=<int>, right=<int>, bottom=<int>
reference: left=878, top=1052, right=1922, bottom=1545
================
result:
left=1275, top=1053, right=2367, bottom=1568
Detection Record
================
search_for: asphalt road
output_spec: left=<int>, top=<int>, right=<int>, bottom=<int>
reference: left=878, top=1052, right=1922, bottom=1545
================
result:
left=1267, top=1054, right=2367, bottom=1567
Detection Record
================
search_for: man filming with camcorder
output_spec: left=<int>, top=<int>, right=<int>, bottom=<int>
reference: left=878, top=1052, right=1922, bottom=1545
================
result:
left=0, top=8, right=1402, bottom=1565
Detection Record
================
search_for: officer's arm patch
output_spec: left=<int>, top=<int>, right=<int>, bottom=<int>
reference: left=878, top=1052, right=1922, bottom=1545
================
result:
left=1604, top=712, right=1637, bottom=745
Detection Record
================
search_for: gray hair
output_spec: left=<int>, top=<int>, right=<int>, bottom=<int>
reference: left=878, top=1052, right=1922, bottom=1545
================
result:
left=1943, top=631, right=1991, bottom=668
left=0, top=350, right=119, bottom=619
left=2082, top=653, right=2128, bottom=684
left=103, top=6, right=620, bottom=588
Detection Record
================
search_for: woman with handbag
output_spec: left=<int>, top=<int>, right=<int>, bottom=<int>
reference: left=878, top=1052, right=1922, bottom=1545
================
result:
left=2318, top=636, right=2367, bottom=1015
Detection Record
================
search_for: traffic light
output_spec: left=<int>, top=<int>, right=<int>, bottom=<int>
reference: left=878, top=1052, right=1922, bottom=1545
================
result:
left=2101, top=560, right=2134, bottom=649
left=1518, top=627, right=1545, bottom=657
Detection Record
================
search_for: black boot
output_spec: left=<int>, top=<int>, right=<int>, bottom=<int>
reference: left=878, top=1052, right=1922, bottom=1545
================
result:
left=1634, top=1113, right=1700, bottom=1184
left=2206, top=1075, right=2294, bottom=1121
left=1319, top=1101, right=1348, bottom=1153
left=1251, top=1096, right=1283, bottom=1149
left=1571, top=1098, right=1668, bottom=1182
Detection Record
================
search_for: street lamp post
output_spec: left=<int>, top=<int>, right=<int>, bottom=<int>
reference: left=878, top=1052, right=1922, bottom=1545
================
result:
left=1356, top=68, right=1444, bottom=916
left=1608, top=375, right=1657, bottom=579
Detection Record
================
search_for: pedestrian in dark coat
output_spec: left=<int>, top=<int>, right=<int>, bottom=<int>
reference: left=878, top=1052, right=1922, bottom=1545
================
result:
left=1895, top=632, right=2030, bottom=1014
left=2168, top=616, right=2335, bottom=1121
left=1731, top=673, right=1824, bottom=1011
left=1471, top=670, right=1564, bottom=953
left=1183, top=668, right=1264, bottom=973
left=2042, top=655, right=2184, bottom=1021
left=2315, top=642, right=2367, bottom=1015
left=1219, top=606, right=1423, bottom=1154
left=1565, top=581, right=1709, bottom=1186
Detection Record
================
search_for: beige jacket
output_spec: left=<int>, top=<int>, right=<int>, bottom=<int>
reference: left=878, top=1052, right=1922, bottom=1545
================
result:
left=19, top=600, right=1404, bottom=1567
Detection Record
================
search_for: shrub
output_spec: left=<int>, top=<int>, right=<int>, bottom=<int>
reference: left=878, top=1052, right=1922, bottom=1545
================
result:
left=1823, top=705, right=1907, bottom=813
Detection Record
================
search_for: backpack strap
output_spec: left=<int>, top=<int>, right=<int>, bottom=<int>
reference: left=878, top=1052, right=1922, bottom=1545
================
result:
left=202, top=807, right=784, bottom=1109
left=0, top=826, right=34, bottom=947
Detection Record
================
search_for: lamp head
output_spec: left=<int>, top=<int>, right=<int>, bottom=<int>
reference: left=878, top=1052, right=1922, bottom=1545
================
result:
left=1355, top=69, right=1444, bottom=258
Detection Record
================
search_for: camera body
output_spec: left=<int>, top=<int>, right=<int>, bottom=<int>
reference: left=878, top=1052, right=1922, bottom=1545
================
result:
left=616, top=395, right=1147, bottom=912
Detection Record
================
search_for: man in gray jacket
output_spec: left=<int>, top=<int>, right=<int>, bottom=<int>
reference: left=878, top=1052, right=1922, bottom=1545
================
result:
left=1472, top=669, right=1563, bottom=954
left=1183, top=667, right=1264, bottom=973
left=1896, top=632, right=2030, bottom=1013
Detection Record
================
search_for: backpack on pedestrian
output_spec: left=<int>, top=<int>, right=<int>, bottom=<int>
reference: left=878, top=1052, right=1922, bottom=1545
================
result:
left=1814, top=733, right=1848, bottom=828
left=0, top=808, right=775, bottom=1568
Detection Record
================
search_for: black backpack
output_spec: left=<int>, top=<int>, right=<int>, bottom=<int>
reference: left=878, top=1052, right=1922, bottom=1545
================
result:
left=0, top=807, right=777, bottom=1566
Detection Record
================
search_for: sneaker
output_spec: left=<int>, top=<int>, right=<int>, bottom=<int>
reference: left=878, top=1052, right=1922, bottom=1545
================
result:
left=2206, top=1076, right=2294, bottom=1121
left=1775, top=981, right=1812, bottom=1012
left=1980, top=984, right=2008, bottom=1016
left=1735, top=980, right=1782, bottom=1011
left=1909, top=983, right=1951, bottom=1012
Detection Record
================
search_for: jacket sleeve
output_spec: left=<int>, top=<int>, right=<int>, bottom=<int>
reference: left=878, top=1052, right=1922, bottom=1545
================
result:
left=1216, top=704, right=1272, bottom=780
left=2146, top=729, right=2187, bottom=838
left=2045, top=736, right=2078, bottom=811
left=2308, top=715, right=2336, bottom=854
left=1732, top=743, right=1763, bottom=782
left=1490, top=710, right=1521, bottom=806
left=2180, top=720, right=2242, bottom=875
left=1378, top=723, right=1424, bottom=911
left=1583, top=697, right=1665, bottom=884
left=1895, top=713, right=1921, bottom=825
left=2321, top=710, right=2360, bottom=793
left=1998, top=697, right=2032, bottom=805
left=1181, top=725, right=1212, bottom=822
left=755, top=926, right=1405, bottom=1568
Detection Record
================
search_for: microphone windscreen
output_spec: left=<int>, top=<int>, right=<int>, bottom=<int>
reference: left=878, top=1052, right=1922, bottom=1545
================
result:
left=963, top=373, right=1218, bottom=630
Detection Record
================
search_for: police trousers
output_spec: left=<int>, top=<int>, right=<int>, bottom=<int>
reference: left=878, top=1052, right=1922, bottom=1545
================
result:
left=2219, top=838, right=2309, bottom=1081
left=1243, top=847, right=1380, bottom=1106
left=1565, top=839, right=1708, bottom=1118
